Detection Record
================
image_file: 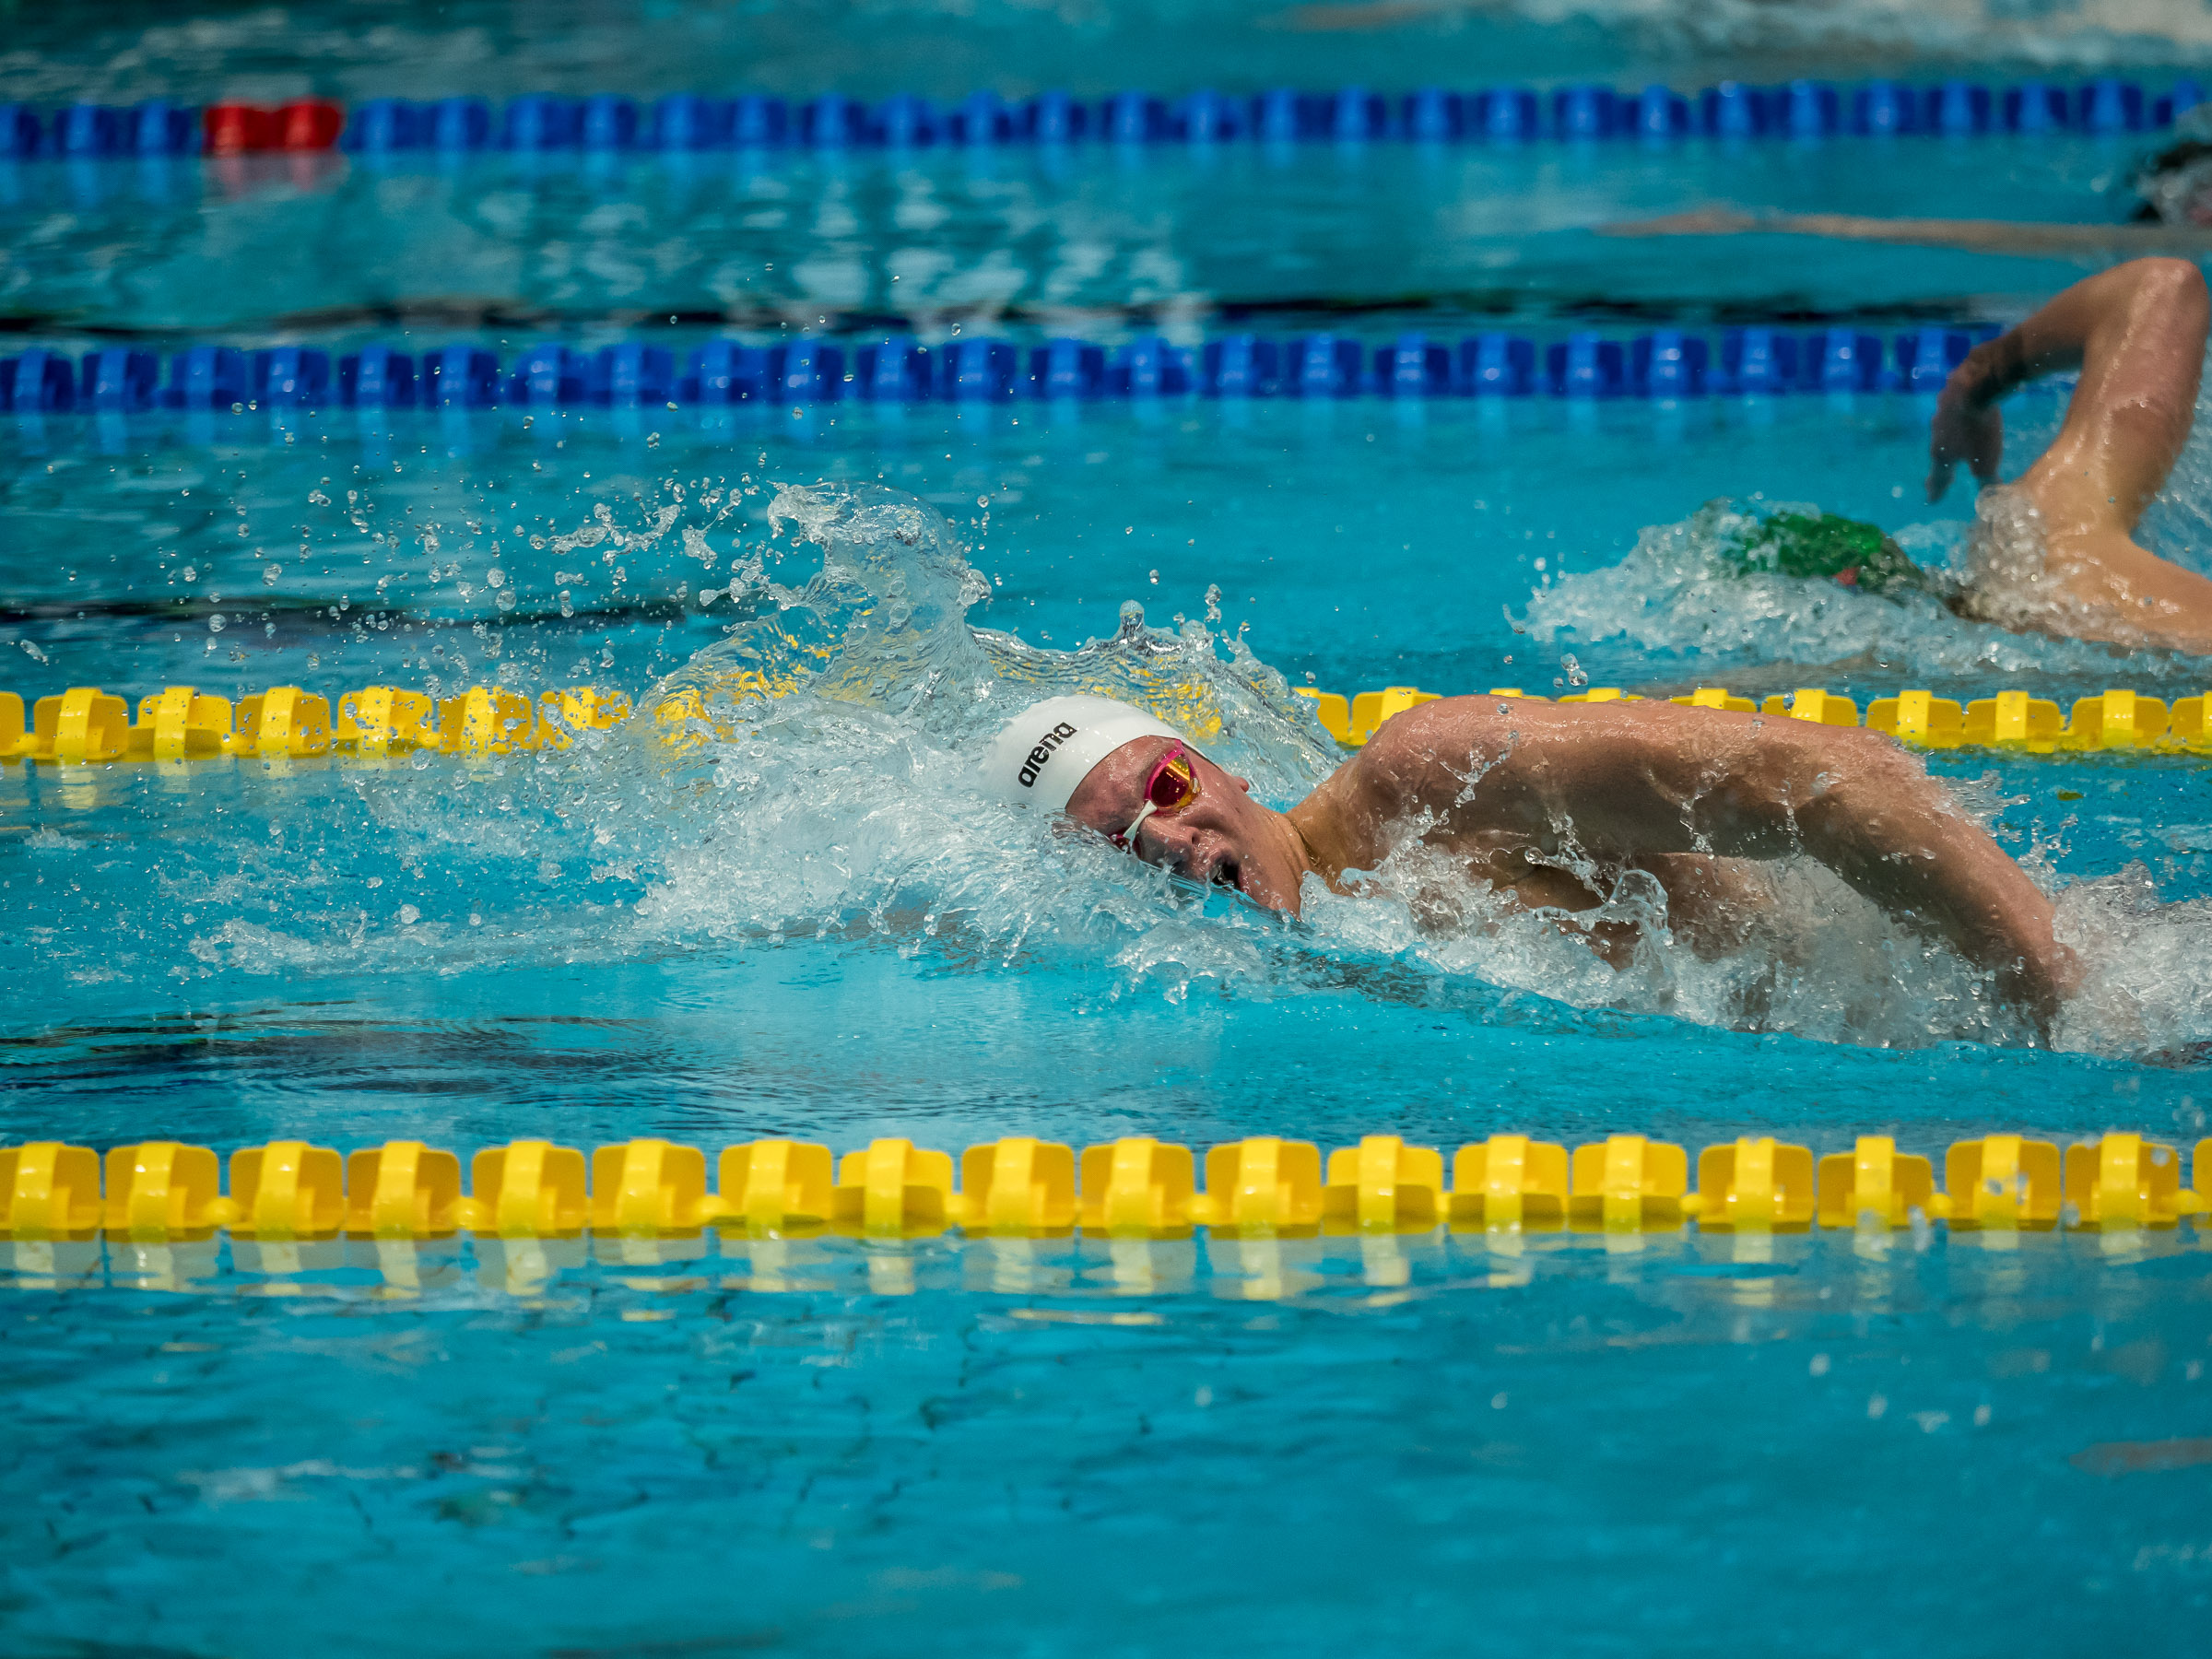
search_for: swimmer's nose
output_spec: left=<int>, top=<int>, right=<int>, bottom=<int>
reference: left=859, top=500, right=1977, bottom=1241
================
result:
left=1135, top=817, right=1201, bottom=873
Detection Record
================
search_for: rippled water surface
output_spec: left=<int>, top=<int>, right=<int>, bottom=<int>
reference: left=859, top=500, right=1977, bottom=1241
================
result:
left=8, top=0, right=2212, bottom=107
left=11, top=3, right=2212, bottom=1656
left=5, top=421, right=2212, bottom=1651
left=0, top=135, right=2155, bottom=332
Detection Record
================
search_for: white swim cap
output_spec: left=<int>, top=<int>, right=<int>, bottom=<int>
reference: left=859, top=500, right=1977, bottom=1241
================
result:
left=982, top=694, right=1183, bottom=813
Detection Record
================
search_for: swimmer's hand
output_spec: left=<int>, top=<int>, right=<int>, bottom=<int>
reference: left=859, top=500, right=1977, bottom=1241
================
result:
left=1927, top=346, right=2006, bottom=501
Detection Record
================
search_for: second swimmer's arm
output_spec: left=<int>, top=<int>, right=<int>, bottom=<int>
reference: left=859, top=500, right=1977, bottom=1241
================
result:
left=1929, top=257, right=2207, bottom=515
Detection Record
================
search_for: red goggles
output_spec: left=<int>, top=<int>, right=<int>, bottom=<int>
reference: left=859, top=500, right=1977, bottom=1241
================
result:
left=1112, top=742, right=1202, bottom=850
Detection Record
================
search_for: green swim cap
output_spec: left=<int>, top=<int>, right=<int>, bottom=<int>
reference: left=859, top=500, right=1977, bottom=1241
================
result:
left=1728, top=511, right=1926, bottom=595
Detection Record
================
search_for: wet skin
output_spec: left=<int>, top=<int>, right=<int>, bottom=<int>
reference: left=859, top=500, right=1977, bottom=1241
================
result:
left=1930, top=257, right=2212, bottom=653
left=1063, top=697, right=2078, bottom=1030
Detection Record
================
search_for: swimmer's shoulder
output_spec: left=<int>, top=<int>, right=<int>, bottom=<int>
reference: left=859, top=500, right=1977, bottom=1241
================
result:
left=1338, top=693, right=1569, bottom=794
left=1320, top=695, right=1709, bottom=830
left=1359, top=692, right=1806, bottom=770
left=1368, top=692, right=1679, bottom=750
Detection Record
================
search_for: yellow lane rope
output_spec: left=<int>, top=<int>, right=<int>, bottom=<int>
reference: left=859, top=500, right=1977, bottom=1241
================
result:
left=7, top=677, right=2199, bottom=768
left=0, top=682, right=636, bottom=762
left=1297, top=685, right=2212, bottom=755
left=1, top=1130, right=2200, bottom=1241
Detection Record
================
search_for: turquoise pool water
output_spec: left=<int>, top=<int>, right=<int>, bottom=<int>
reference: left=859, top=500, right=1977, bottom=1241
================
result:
left=0, top=134, right=2153, bottom=333
left=11, top=3, right=2212, bottom=1655
left=8, top=389, right=2212, bottom=1654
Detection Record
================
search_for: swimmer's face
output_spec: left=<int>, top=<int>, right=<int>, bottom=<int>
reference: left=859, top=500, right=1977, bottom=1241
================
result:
left=1064, top=736, right=1301, bottom=912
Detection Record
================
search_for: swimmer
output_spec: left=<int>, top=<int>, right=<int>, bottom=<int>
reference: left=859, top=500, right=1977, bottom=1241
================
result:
left=1587, top=247, right=2212, bottom=652
left=988, top=693, right=2078, bottom=1031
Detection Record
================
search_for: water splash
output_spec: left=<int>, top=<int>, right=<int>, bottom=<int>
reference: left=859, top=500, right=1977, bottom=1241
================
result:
left=18, top=479, right=2212, bottom=1060
left=1522, top=495, right=2212, bottom=685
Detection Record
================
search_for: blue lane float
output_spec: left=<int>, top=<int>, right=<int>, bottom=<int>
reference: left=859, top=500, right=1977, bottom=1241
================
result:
left=347, top=76, right=2199, bottom=149
left=0, top=325, right=2005, bottom=413
left=324, top=77, right=2202, bottom=152
left=0, top=76, right=2202, bottom=161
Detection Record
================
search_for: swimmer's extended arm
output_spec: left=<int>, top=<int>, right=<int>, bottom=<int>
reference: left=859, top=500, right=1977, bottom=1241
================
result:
left=1305, top=699, right=2076, bottom=1025
left=1602, top=208, right=2212, bottom=260
left=1928, top=257, right=2208, bottom=512
left=1929, top=259, right=2212, bottom=652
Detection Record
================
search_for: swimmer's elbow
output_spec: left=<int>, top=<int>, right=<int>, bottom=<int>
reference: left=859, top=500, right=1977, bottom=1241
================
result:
left=2130, top=255, right=2207, bottom=307
left=2119, top=257, right=2209, bottom=341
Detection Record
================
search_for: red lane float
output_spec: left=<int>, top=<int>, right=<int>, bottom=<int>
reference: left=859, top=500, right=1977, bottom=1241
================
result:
left=201, top=99, right=343, bottom=155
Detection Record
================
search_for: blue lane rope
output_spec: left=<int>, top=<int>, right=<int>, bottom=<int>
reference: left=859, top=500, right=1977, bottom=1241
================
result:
left=0, top=77, right=2203, bottom=159
left=0, top=326, right=2006, bottom=413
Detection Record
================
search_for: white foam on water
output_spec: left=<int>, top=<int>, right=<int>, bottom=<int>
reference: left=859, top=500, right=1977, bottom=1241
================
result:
left=563, top=483, right=2212, bottom=1057
left=32, top=479, right=2212, bottom=1061
left=1525, top=371, right=2212, bottom=684
left=1522, top=495, right=2212, bottom=682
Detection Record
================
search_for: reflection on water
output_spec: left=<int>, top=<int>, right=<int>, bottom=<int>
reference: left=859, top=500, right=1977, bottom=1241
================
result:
left=10, top=1215, right=2204, bottom=1305
left=0, top=136, right=2147, bottom=330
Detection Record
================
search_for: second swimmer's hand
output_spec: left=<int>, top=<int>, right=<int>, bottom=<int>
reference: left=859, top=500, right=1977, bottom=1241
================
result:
left=1926, top=349, right=2007, bottom=501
